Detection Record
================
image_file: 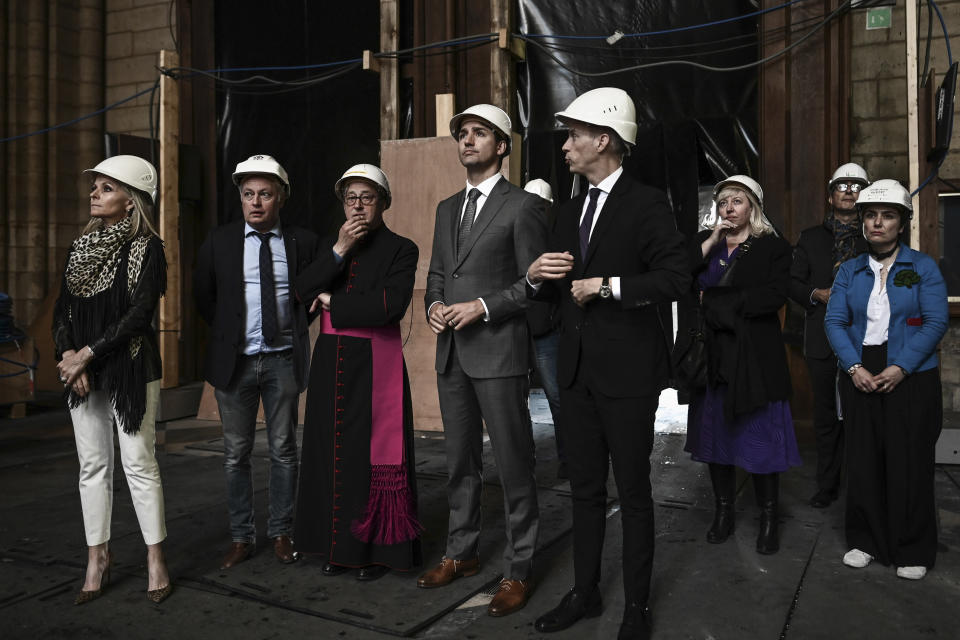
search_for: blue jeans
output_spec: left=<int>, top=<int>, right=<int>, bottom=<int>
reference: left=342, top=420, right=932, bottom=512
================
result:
left=533, top=330, right=564, bottom=463
left=215, top=350, right=299, bottom=542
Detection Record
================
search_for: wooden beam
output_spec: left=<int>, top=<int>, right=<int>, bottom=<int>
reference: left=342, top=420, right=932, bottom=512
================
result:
left=490, top=0, right=513, bottom=118
left=380, top=0, right=399, bottom=140
left=158, top=49, right=180, bottom=388
left=362, top=50, right=380, bottom=73
left=435, top=93, right=455, bottom=137
left=906, top=0, right=920, bottom=249
left=498, top=27, right=525, bottom=60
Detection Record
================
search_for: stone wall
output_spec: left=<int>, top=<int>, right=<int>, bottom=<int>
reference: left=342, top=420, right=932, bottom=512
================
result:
left=849, top=0, right=960, bottom=412
left=105, top=0, right=176, bottom=137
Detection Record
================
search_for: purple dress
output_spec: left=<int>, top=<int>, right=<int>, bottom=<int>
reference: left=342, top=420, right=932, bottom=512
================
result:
left=683, top=243, right=802, bottom=474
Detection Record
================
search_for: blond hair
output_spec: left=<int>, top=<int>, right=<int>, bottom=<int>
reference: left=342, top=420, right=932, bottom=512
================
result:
left=81, top=181, right=160, bottom=239
left=715, top=187, right=774, bottom=237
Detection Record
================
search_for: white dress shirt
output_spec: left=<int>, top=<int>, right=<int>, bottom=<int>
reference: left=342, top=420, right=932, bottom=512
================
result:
left=863, top=255, right=891, bottom=346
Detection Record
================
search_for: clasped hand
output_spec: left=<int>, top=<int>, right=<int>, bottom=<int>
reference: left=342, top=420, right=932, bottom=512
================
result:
left=427, top=300, right=484, bottom=335
left=57, top=348, right=93, bottom=397
left=851, top=365, right=905, bottom=394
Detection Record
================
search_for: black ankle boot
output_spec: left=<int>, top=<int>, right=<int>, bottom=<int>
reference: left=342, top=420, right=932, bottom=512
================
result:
left=706, top=464, right=736, bottom=543
left=754, top=473, right=780, bottom=555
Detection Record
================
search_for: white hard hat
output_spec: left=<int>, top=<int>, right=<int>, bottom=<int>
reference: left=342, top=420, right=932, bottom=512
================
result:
left=856, top=179, right=913, bottom=218
left=335, top=163, right=392, bottom=208
left=83, top=155, right=158, bottom=203
left=232, top=154, right=291, bottom=196
left=555, top=87, right=638, bottom=151
left=449, top=104, right=513, bottom=155
left=523, top=178, right=553, bottom=204
left=828, top=162, right=869, bottom=190
left=713, top=174, right=764, bottom=208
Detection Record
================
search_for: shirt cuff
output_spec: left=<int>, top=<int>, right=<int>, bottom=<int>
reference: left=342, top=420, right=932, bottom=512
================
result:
left=809, top=288, right=818, bottom=305
left=526, top=274, right=542, bottom=291
left=611, top=277, right=622, bottom=301
left=427, top=301, right=443, bottom=317
left=478, top=298, right=490, bottom=322
left=332, top=248, right=344, bottom=265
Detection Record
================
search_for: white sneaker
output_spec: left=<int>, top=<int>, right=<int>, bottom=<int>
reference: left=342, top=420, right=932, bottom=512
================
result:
left=896, top=566, right=927, bottom=580
left=843, top=548, right=873, bottom=568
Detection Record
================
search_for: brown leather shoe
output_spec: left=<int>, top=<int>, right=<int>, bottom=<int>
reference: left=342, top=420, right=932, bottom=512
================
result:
left=220, top=542, right=254, bottom=569
left=417, top=556, right=480, bottom=588
left=488, top=578, right=530, bottom=617
left=273, top=535, right=298, bottom=564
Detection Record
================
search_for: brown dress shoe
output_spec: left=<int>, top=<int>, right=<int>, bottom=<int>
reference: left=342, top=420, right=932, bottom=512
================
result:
left=488, top=578, right=530, bottom=617
left=417, top=556, right=480, bottom=588
left=273, top=535, right=298, bottom=564
left=220, top=542, right=254, bottom=569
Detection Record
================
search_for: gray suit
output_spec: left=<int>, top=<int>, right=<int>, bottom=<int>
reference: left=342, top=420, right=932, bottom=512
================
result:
left=425, top=175, right=546, bottom=580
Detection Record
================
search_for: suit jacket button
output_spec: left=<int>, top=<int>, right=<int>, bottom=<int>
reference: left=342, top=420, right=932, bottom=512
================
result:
left=453, top=274, right=459, bottom=279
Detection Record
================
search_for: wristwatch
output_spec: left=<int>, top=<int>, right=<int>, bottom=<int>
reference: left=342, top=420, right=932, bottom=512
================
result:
left=847, top=363, right=862, bottom=376
left=598, top=276, right=612, bottom=299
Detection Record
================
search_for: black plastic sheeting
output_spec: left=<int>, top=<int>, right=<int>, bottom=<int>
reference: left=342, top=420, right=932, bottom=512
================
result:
left=214, top=0, right=380, bottom=235
left=518, top=0, right=760, bottom=237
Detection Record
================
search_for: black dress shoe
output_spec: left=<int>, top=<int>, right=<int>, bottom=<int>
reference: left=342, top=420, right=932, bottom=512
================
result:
left=356, top=564, right=390, bottom=581
left=618, top=602, right=652, bottom=640
left=808, top=489, right=837, bottom=509
left=321, top=562, right=350, bottom=576
left=534, top=587, right=602, bottom=633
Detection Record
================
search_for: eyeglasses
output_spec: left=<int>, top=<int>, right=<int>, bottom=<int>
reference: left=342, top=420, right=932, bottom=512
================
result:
left=242, top=189, right=276, bottom=202
left=344, top=193, right=377, bottom=206
left=833, top=182, right=862, bottom=193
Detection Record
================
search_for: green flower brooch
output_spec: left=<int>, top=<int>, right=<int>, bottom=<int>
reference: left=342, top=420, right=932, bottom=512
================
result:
left=893, top=269, right=921, bottom=288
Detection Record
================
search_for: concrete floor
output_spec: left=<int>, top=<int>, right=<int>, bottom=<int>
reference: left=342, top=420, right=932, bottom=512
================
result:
left=1, top=393, right=959, bottom=639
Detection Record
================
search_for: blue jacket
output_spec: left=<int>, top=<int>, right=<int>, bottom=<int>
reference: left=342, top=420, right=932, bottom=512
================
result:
left=824, top=243, right=947, bottom=374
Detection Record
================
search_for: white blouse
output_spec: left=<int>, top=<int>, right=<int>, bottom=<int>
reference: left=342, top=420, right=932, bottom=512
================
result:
left=863, top=255, right=891, bottom=346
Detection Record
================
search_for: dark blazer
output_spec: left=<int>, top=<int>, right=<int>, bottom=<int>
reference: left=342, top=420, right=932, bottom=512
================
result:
left=789, top=222, right=867, bottom=358
left=194, top=220, right=320, bottom=391
left=533, top=172, right=690, bottom=397
left=424, top=176, right=547, bottom=378
left=693, top=230, right=792, bottom=413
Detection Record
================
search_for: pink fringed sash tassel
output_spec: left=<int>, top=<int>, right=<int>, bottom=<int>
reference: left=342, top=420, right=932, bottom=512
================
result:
left=321, top=311, right=422, bottom=545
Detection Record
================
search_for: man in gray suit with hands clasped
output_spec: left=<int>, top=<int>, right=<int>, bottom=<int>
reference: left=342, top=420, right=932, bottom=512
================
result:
left=419, top=104, right=546, bottom=618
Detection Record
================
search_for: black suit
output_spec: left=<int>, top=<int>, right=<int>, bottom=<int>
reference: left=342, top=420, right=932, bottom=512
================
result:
left=789, top=221, right=866, bottom=495
left=194, top=220, right=320, bottom=392
left=532, top=171, right=690, bottom=606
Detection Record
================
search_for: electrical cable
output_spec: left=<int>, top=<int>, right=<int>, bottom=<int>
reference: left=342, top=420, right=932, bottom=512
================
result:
left=521, top=0, right=807, bottom=40
left=517, top=1, right=852, bottom=77
left=911, top=0, right=954, bottom=196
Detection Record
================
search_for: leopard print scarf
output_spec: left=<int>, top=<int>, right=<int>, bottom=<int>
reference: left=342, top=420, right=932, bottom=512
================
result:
left=65, top=217, right=150, bottom=357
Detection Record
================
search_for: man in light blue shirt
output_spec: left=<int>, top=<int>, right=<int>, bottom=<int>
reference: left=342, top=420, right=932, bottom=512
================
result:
left=194, top=155, right=319, bottom=570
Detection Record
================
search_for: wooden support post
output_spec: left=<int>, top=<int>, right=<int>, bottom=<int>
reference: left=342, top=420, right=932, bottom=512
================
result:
left=158, top=49, right=180, bottom=388
left=435, top=93, right=456, bottom=137
left=906, top=0, right=921, bottom=249
left=380, top=0, right=399, bottom=141
left=490, top=0, right=513, bottom=117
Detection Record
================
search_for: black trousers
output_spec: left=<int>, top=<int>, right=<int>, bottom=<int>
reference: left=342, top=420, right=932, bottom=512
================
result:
left=841, top=344, right=942, bottom=568
left=805, top=355, right=844, bottom=493
left=561, top=366, right=657, bottom=606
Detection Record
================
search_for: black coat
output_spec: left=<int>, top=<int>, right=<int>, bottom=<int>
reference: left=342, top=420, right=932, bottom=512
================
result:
left=788, top=222, right=868, bottom=358
left=692, top=230, right=792, bottom=416
left=533, top=172, right=690, bottom=397
left=194, top=220, right=320, bottom=391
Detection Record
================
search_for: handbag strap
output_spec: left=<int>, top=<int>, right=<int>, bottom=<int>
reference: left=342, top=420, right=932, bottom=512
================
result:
left=716, top=237, right=753, bottom=287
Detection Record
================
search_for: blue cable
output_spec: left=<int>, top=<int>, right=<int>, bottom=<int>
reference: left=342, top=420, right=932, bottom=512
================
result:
left=522, top=0, right=806, bottom=40
left=929, top=0, right=952, bottom=66
left=0, top=85, right=155, bottom=144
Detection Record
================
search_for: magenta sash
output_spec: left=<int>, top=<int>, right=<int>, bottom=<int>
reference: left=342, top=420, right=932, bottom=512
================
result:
left=321, top=311, right=404, bottom=465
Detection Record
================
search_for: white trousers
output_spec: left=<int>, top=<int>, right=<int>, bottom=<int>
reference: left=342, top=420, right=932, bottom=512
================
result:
left=70, top=379, right=167, bottom=546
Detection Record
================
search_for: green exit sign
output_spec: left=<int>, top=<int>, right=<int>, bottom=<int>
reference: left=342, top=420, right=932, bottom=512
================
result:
left=866, top=7, right=892, bottom=30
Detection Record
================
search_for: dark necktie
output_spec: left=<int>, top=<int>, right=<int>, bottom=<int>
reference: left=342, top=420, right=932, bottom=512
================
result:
left=256, top=232, right=278, bottom=346
left=579, top=188, right=601, bottom=259
left=458, top=188, right=481, bottom=258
